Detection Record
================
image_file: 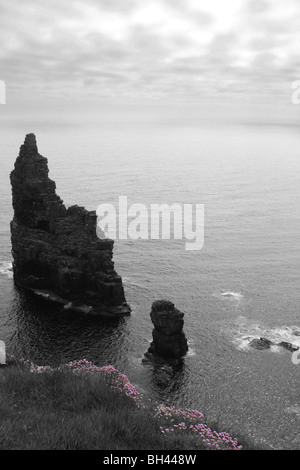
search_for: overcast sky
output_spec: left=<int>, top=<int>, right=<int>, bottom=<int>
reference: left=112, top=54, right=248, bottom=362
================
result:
left=1, top=0, right=300, bottom=122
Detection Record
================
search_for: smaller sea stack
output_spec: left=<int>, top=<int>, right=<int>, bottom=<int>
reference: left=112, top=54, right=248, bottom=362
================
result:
left=146, top=300, right=188, bottom=359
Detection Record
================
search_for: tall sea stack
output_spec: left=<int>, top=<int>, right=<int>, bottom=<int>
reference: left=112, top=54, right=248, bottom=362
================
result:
left=146, top=300, right=188, bottom=359
left=10, top=133, right=130, bottom=316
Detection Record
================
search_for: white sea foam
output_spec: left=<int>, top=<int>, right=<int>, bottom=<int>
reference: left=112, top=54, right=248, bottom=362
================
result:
left=123, top=276, right=148, bottom=289
left=0, top=261, right=13, bottom=279
left=220, top=291, right=243, bottom=300
left=285, top=406, right=300, bottom=418
left=34, top=291, right=50, bottom=299
left=64, top=302, right=73, bottom=310
left=187, top=347, right=196, bottom=357
left=232, top=320, right=300, bottom=352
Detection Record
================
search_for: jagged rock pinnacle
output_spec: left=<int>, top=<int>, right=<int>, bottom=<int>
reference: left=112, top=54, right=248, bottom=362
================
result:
left=20, top=133, right=38, bottom=156
left=24, top=133, right=37, bottom=149
left=10, top=134, right=130, bottom=317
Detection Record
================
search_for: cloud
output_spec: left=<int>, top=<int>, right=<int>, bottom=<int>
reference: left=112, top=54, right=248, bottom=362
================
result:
left=0, top=0, right=299, bottom=111
left=247, top=0, right=271, bottom=14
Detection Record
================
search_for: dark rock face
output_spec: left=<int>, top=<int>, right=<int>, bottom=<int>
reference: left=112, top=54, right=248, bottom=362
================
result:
left=249, top=337, right=300, bottom=353
left=10, top=134, right=130, bottom=316
left=249, top=337, right=273, bottom=350
left=146, top=300, right=188, bottom=359
left=278, top=341, right=299, bottom=352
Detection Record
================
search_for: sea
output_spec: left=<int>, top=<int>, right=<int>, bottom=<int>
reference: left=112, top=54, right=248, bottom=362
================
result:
left=0, top=117, right=299, bottom=449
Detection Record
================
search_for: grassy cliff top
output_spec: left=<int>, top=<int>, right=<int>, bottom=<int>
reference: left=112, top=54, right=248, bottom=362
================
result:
left=0, top=356, right=248, bottom=451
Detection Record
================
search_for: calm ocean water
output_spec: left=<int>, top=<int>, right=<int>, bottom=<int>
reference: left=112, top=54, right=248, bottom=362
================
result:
left=0, top=118, right=300, bottom=449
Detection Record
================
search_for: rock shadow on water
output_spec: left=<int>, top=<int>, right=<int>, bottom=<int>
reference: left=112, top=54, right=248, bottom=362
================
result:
left=7, top=283, right=131, bottom=367
left=142, top=353, right=187, bottom=395
left=141, top=300, right=189, bottom=395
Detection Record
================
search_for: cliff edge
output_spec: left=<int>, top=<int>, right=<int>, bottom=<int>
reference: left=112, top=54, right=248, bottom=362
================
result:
left=10, top=133, right=130, bottom=316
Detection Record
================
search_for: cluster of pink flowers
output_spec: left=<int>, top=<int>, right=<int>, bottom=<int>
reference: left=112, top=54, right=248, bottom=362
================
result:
left=155, top=404, right=205, bottom=421
left=65, top=360, right=143, bottom=403
left=21, top=357, right=242, bottom=450
left=25, top=358, right=143, bottom=403
left=155, top=404, right=243, bottom=450
left=28, top=363, right=54, bottom=374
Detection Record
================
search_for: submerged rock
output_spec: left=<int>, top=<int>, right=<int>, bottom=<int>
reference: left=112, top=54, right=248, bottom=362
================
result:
left=145, top=300, right=188, bottom=360
left=278, top=341, right=299, bottom=352
left=249, top=336, right=300, bottom=353
left=249, top=337, right=273, bottom=350
left=10, top=134, right=130, bottom=317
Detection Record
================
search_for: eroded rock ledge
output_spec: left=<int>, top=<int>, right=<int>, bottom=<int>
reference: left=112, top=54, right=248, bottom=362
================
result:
left=10, top=133, right=130, bottom=317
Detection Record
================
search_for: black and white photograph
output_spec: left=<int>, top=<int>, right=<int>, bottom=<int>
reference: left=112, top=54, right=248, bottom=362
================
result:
left=0, top=0, right=299, bottom=455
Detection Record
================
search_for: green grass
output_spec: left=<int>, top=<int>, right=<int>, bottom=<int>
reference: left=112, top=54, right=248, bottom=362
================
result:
left=0, top=358, right=253, bottom=450
left=0, top=363, right=202, bottom=450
